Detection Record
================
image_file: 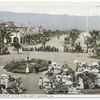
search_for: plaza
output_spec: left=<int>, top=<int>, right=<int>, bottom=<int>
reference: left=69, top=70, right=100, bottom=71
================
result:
left=0, top=35, right=99, bottom=94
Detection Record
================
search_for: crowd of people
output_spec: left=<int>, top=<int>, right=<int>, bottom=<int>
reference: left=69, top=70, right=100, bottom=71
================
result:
left=0, top=74, right=25, bottom=94
left=35, top=46, right=59, bottom=52
left=22, top=45, right=59, bottom=52
left=38, top=60, right=100, bottom=94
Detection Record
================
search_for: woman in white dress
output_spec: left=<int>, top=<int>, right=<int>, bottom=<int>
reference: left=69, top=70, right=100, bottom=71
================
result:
left=78, top=77, right=84, bottom=90
left=26, top=64, right=29, bottom=74
left=97, top=74, right=100, bottom=88
left=39, top=77, right=43, bottom=89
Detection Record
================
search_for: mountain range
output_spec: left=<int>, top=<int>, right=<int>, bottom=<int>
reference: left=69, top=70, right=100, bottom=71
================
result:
left=0, top=11, right=100, bottom=31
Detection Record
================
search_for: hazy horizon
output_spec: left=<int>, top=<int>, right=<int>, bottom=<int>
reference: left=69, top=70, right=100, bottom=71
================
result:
left=1, top=11, right=100, bottom=17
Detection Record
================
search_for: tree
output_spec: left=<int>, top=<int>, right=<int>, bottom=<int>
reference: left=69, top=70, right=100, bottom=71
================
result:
left=85, top=36, right=93, bottom=53
left=85, top=30, right=100, bottom=55
left=42, top=36, right=46, bottom=49
left=13, top=43, right=21, bottom=54
left=64, top=36, right=70, bottom=44
left=43, top=29, right=51, bottom=40
left=0, top=27, right=11, bottom=52
left=89, top=30, right=99, bottom=45
left=69, top=29, right=80, bottom=47
left=0, top=27, right=11, bottom=43
left=75, top=43, right=82, bottom=53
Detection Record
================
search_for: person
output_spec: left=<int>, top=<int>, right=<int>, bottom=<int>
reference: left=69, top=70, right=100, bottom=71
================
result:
left=26, top=64, right=29, bottom=74
left=48, top=61, right=52, bottom=65
left=0, top=84, right=7, bottom=94
left=72, top=83, right=79, bottom=94
left=76, top=84, right=81, bottom=94
left=94, top=75, right=99, bottom=88
left=76, top=63, right=81, bottom=72
left=89, top=81, right=95, bottom=89
left=8, top=75, right=14, bottom=82
left=84, top=81, right=89, bottom=89
left=98, top=61, right=100, bottom=67
left=35, top=64, right=39, bottom=74
left=78, top=77, right=84, bottom=90
left=38, top=77, right=43, bottom=89
left=48, top=64, right=53, bottom=71
left=26, top=53, right=29, bottom=62
left=0, top=75, right=9, bottom=88
left=63, top=61, right=68, bottom=68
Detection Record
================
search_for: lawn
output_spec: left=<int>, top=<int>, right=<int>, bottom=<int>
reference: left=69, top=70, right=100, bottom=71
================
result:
left=90, top=56, right=100, bottom=59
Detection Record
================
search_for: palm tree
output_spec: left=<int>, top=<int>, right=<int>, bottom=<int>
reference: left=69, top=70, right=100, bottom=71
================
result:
left=0, top=27, right=11, bottom=44
left=84, top=36, right=93, bottom=53
left=13, top=43, right=21, bottom=54
left=42, top=36, right=46, bottom=49
left=43, top=29, right=50, bottom=40
left=89, top=30, right=99, bottom=55
left=0, top=27, right=11, bottom=52
left=85, top=30, right=100, bottom=55
left=89, top=30, right=99, bottom=45
left=69, top=29, right=80, bottom=47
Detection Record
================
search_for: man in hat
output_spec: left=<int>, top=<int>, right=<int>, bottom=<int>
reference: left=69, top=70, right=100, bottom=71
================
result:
left=76, top=62, right=81, bottom=72
left=35, top=64, right=39, bottom=74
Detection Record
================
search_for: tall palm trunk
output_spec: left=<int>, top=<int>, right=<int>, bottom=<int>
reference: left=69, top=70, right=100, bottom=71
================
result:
left=1, top=36, right=5, bottom=49
left=86, top=43, right=88, bottom=53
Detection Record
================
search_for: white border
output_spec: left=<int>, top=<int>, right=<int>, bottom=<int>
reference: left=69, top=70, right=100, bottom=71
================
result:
left=0, top=0, right=100, bottom=3
left=0, top=0, right=100, bottom=98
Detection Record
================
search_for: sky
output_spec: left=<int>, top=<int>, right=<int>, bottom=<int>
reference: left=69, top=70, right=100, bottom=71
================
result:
left=0, top=0, right=100, bottom=16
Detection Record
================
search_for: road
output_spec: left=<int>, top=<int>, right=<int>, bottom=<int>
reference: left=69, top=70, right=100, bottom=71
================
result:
left=24, top=34, right=67, bottom=52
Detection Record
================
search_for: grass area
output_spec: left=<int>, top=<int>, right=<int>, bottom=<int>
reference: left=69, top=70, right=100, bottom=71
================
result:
left=90, top=56, right=100, bottom=59
left=4, top=58, right=48, bottom=74
left=82, top=89, right=100, bottom=94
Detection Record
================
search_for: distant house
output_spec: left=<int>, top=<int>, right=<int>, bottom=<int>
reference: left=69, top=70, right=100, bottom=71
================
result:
left=0, top=20, right=16, bottom=28
left=19, top=25, right=43, bottom=44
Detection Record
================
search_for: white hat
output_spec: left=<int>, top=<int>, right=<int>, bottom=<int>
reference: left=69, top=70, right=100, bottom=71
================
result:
left=83, top=69, right=90, bottom=72
left=65, top=81, right=72, bottom=85
left=97, top=74, right=100, bottom=78
left=92, top=62, right=98, bottom=66
left=52, top=62, right=56, bottom=65
left=91, top=69, right=99, bottom=73
left=63, top=68, right=68, bottom=72
left=67, top=75, right=71, bottom=79
left=74, top=60, right=78, bottom=63
left=81, top=62, right=86, bottom=65
left=76, top=71, right=82, bottom=75
left=1, top=74, right=8, bottom=78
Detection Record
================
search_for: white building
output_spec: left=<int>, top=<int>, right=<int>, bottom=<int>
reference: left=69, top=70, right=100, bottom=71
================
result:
left=8, top=26, right=44, bottom=44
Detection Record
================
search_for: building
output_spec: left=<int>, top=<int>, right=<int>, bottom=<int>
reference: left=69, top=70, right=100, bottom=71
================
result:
left=8, top=26, right=44, bottom=45
left=0, top=20, right=44, bottom=45
left=0, top=20, right=16, bottom=28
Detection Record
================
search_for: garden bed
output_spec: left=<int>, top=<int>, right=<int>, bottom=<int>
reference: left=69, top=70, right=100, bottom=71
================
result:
left=4, top=59, right=48, bottom=74
left=90, top=56, right=100, bottom=59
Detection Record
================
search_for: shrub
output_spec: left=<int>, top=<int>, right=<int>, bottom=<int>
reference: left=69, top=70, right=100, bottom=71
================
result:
left=35, top=45, right=59, bottom=52
left=22, top=47, right=34, bottom=51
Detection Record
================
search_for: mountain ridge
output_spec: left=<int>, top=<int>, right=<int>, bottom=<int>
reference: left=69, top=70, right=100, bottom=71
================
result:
left=0, top=11, right=100, bottom=31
